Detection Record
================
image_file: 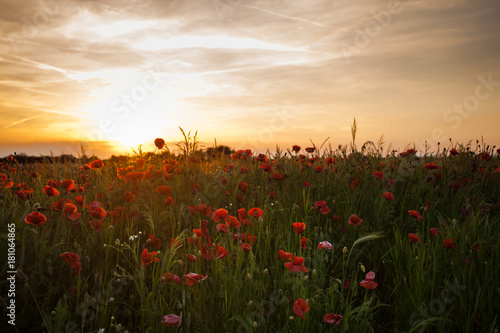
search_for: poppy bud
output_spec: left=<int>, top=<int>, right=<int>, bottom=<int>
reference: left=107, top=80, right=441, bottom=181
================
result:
left=108, top=298, right=114, bottom=303
left=248, top=301, right=253, bottom=307
left=303, top=276, right=308, bottom=282
left=178, top=302, right=183, bottom=309
left=111, top=316, right=115, bottom=321
left=178, top=259, right=184, bottom=266
left=51, top=311, right=56, bottom=317
left=192, top=234, right=198, bottom=241
left=343, top=246, right=348, bottom=254
left=289, top=316, right=294, bottom=321
left=263, top=268, right=268, bottom=275
left=312, top=269, right=317, bottom=276
left=360, top=263, right=366, bottom=273
left=115, top=239, right=120, bottom=246
left=116, top=279, right=121, bottom=284
left=246, top=273, right=252, bottom=280
left=253, top=322, right=258, bottom=328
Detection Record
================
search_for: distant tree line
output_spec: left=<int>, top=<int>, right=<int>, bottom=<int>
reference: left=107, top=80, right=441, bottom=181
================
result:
left=0, top=145, right=236, bottom=164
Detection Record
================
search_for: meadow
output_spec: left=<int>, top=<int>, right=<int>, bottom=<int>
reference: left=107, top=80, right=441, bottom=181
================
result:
left=1, top=130, right=499, bottom=332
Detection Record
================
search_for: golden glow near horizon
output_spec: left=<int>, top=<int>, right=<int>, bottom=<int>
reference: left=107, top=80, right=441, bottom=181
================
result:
left=1, top=0, right=500, bottom=157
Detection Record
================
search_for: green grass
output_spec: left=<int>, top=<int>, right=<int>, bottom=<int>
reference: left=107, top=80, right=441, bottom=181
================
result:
left=0, top=139, right=499, bottom=332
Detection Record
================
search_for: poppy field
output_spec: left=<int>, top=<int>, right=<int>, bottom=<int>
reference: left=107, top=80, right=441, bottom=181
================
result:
left=1, top=134, right=499, bottom=332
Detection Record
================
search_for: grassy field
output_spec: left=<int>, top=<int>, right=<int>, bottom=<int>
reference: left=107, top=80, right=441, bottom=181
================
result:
left=1, top=134, right=499, bottom=332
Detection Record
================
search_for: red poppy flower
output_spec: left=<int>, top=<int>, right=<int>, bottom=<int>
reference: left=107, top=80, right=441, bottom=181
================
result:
left=156, top=186, right=171, bottom=196
left=89, top=219, right=103, bottom=232
left=165, top=197, right=174, bottom=205
left=142, top=248, right=160, bottom=266
left=24, top=211, right=47, bottom=226
left=292, top=299, right=309, bottom=320
left=292, top=145, right=301, bottom=153
left=183, top=273, right=208, bottom=286
left=125, top=172, right=145, bottom=184
left=43, top=185, right=60, bottom=197
left=425, top=162, right=440, bottom=170
left=241, top=243, right=252, bottom=252
left=317, top=241, right=333, bottom=250
left=260, top=164, right=273, bottom=173
left=226, top=216, right=241, bottom=228
left=408, top=210, right=423, bottom=221
left=170, top=238, right=183, bottom=248
left=186, top=254, right=197, bottom=262
left=148, top=234, right=162, bottom=249
left=154, top=138, right=165, bottom=150
left=359, top=271, right=378, bottom=289
left=0, top=173, right=13, bottom=189
left=373, top=171, right=385, bottom=180
left=217, top=246, right=228, bottom=259
left=63, top=203, right=81, bottom=221
left=314, top=201, right=331, bottom=215
left=292, top=222, right=306, bottom=234
left=59, top=252, right=82, bottom=275
left=212, top=208, right=229, bottom=222
left=382, top=192, right=394, bottom=201
left=300, top=236, right=307, bottom=249
left=324, top=313, right=343, bottom=324
left=443, top=238, right=456, bottom=249
left=430, top=228, right=440, bottom=237
left=248, top=207, right=264, bottom=218
left=326, top=157, right=335, bottom=165
left=238, top=182, right=248, bottom=193
left=305, top=147, right=315, bottom=153
left=277, top=249, right=293, bottom=261
left=61, top=179, right=75, bottom=191
left=348, top=214, right=363, bottom=227
left=301, top=180, right=311, bottom=188
left=162, top=272, right=181, bottom=285
left=408, top=233, right=420, bottom=243
left=285, top=255, right=308, bottom=273
left=216, top=223, right=229, bottom=233
left=90, top=207, right=106, bottom=220
left=198, top=204, right=212, bottom=217
left=449, top=148, right=459, bottom=156
left=161, top=314, right=181, bottom=327
left=238, top=208, right=246, bottom=221
left=271, top=172, right=285, bottom=181
left=89, top=159, right=104, bottom=169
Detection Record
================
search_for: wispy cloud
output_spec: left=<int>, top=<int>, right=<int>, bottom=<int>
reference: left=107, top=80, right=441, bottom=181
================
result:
left=1, top=115, right=39, bottom=129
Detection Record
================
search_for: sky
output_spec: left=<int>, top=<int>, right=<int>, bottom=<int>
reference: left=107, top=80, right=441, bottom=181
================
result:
left=1, top=0, right=500, bottom=158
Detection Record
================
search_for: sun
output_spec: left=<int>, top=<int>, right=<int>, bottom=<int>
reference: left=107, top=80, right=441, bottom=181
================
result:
left=107, top=115, right=166, bottom=151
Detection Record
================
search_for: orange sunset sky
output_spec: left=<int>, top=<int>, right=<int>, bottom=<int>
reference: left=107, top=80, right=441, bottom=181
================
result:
left=1, top=0, right=500, bottom=158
